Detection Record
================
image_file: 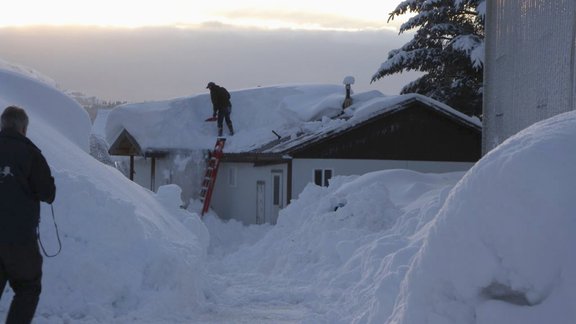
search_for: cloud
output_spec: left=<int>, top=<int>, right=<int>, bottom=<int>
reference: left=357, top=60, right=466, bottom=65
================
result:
left=0, top=25, right=420, bottom=102
left=213, top=9, right=398, bottom=31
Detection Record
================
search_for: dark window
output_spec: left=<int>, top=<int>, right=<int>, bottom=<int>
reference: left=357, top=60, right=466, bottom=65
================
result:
left=324, top=169, right=332, bottom=187
left=314, top=169, right=333, bottom=187
left=273, top=175, right=280, bottom=206
left=314, top=169, right=323, bottom=186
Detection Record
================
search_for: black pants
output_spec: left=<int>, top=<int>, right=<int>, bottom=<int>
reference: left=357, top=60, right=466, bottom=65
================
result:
left=217, top=106, right=233, bottom=130
left=0, top=243, right=42, bottom=324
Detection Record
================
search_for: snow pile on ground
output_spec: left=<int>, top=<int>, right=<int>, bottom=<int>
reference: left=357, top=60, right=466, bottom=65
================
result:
left=0, top=67, right=209, bottom=323
left=385, top=110, right=576, bottom=324
left=0, top=58, right=60, bottom=91
left=0, top=68, right=90, bottom=151
left=204, top=170, right=464, bottom=323
left=203, top=110, right=576, bottom=324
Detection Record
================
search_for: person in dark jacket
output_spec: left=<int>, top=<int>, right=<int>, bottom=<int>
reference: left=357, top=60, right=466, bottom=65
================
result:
left=207, top=82, right=234, bottom=137
left=0, top=106, right=56, bottom=324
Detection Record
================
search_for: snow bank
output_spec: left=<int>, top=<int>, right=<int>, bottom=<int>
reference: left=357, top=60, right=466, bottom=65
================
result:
left=203, top=109, right=573, bottom=324
left=0, top=68, right=90, bottom=151
left=206, top=169, right=464, bottom=323
left=0, top=68, right=209, bottom=323
left=0, top=58, right=60, bottom=90
left=386, top=111, right=576, bottom=324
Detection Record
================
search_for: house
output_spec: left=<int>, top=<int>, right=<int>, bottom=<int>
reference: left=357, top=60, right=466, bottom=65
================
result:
left=483, top=0, right=576, bottom=153
left=104, top=85, right=481, bottom=224
left=104, top=84, right=352, bottom=207
left=212, top=94, right=481, bottom=225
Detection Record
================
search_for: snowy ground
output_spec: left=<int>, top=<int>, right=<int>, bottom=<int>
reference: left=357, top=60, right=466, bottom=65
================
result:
left=193, top=169, right=462, bottom=324
left=0, top=63, right=574, bottom=324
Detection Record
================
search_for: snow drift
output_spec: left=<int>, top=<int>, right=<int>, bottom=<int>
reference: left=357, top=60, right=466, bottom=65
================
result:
left=205, top=169, right=464, bottom=323
left=2, top=59, right=573, bottom=324
left=203, top=111, right=576, bottom=324
left=386, top=111, right=576, bottom=324
left=0, top=67, right=208, bottom=323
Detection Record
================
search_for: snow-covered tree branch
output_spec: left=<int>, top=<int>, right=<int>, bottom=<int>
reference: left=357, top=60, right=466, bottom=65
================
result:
left=373, top=0, right=485, bottom=117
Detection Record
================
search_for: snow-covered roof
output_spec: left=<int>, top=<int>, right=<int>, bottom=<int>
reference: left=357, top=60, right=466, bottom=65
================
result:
left=246, top=93, right=481, bottom=155
left=105, top=84, right=347, bottom=154
left=104, top=84, right=481, bottom=156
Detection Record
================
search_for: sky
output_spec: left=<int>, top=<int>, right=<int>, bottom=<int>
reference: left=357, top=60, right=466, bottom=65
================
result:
left=2, top=0, right=402, bottom=30
left=0, top=1, right=419, bottom=102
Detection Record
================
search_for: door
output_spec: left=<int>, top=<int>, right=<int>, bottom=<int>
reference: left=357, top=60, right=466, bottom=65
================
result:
left=271, top=170, right=284, bottom=224
left=256, top=181, right=266, bottom=224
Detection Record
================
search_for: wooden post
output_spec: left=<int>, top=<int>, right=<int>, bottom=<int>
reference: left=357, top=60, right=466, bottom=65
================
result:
left=150, top=157, right=156, bottom=191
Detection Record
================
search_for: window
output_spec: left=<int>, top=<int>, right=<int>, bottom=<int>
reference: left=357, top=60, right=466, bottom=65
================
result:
left=228, top=167, right=237, bottom=187
left=323, top=169, right=332, bottom=187
left=273, top=174, right=281, bottom=206
left=272, top=170, right=284, bottom=207
left=313, top=169, right=333, bottom=187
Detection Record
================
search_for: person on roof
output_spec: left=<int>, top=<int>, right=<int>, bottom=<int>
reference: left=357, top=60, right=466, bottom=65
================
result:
left=206, top=82, right=234, bottom=137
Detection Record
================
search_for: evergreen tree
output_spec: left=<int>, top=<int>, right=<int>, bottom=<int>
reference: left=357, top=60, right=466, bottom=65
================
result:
left=372, top=0, right=485, bottom=117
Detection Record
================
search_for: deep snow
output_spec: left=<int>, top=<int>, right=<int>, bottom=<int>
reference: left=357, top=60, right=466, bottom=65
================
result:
left=0, top=66, right=208, bottom=323
left=102, top=83, right=479, bottom=155
left=0, top=62, right=574, bottom=324
left=385, top=111, right=576, bottom=324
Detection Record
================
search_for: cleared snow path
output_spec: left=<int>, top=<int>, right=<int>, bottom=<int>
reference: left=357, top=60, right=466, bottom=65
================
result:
left=198, top=218, right=311, bottom=323
left=193, top=171, right=463, bottom=323
left=198, top=271, right=311, bottom=323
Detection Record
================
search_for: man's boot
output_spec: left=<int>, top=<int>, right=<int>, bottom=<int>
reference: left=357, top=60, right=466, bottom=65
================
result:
left=227, top=122, right=234, bottom=136
left=218, top=127, right=223, bottom=137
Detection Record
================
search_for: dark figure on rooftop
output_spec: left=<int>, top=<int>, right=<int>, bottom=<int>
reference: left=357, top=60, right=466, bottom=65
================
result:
left=206, top=82, right=234, bottom=137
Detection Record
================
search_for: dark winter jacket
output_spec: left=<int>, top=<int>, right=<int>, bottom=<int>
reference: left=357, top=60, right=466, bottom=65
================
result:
left=209, top=85, right=231, bottom=114
left=0, top=129, right=56, bottom=244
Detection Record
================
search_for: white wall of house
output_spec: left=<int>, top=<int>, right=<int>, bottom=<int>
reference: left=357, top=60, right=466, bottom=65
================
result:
left=291, top=159, right=474, bottom=201
left=212, top=162, right=289, bottom=225
left=483, top=0, right=576, bottom=153
left=133, top=156, right=164, bottom=191
left=212, top=158, right=473, bottom=225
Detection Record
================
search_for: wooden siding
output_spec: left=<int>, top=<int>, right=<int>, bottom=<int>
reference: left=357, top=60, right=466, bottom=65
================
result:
left=291, top=102, right=481, bottom=162
left=108, top=129, right=142, bottom=156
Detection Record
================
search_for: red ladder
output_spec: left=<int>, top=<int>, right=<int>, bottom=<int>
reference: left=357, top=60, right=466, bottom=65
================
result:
left=200, top=138, right=226, bottom=216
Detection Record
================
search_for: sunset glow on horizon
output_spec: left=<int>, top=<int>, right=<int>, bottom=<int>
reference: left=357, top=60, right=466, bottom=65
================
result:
left=2, top=0, right=403, bottom=31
